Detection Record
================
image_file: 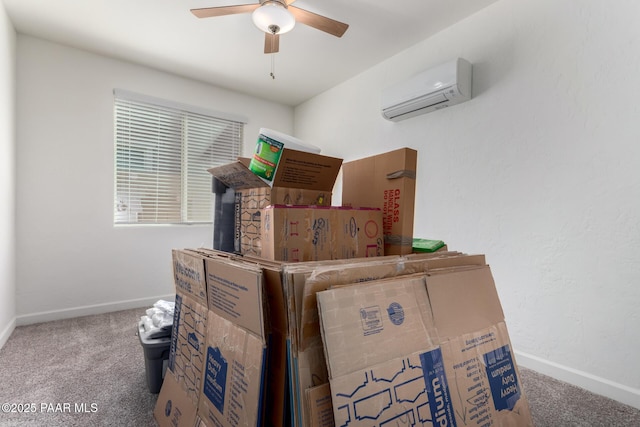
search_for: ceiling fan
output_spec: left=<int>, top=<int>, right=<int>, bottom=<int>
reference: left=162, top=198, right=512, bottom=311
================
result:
left=191, top=0, right=349, bottom=54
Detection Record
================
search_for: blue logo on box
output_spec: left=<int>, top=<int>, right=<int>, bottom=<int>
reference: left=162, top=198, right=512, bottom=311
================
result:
left=187, top=332, right=199, bottom=351
left=204, top=347, right=228, bottom=414
left=420, top=348, right=457, bottom=427
left=387, top=302, right=404, bottom=325
left=483, top=345, right=521, bottom=411
left=164, top=400, right=172, bottom=417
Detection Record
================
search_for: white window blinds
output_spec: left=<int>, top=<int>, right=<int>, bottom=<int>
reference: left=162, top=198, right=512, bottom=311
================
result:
left=114, top=90, right=244, bottom=225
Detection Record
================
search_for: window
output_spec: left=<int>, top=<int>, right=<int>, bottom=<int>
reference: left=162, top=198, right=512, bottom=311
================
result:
left=114, top=89, right=245, bottom=225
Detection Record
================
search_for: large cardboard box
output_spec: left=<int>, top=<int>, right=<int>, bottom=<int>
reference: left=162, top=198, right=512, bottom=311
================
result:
left=261, top=205, right=384, bottom=262
left=283, top=252, right=486, bottom=427
left=342, top=147, right=417, bottom=255
left=156, top=250, right=211, bottom=426
left=235, top=186, right=332, bottom=256
left=317, top=265, right=533, bottom=426
left=201, top=250, right=290, bottom=427
left=208, top=152, right=342, bottom=256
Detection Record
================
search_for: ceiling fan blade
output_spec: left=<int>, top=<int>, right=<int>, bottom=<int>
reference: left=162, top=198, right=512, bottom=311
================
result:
left=264, top=33, right=280, bottom=54
left=191, top=4, right=260, bottom=19
left=288, top=6, right=349, bottom=38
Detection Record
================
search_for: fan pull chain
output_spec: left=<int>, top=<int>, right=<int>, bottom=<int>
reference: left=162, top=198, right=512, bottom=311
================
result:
left=271, top=55, right=275, bottom=79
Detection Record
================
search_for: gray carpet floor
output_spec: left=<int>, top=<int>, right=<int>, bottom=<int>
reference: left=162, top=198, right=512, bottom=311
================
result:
left=0, top=307, right=638, bottom=426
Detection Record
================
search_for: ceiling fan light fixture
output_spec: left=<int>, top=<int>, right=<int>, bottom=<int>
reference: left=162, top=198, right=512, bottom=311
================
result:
left=252, top=2, right=296, bottom=34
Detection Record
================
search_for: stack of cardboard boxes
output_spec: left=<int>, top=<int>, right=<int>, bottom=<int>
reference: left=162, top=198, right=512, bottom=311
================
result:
left=316, top=257, right=533, bottom=427
left=154, top=132, right=533, bottom=427
left=156, top=249, right=284, bottom=427
left=207, top=148, right=342, bottom=258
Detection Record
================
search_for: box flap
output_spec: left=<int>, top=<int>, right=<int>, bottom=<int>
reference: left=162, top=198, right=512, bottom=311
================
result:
left=208, top=161, right=268, bottom=190
left=305, top=383, right=333, bottom=427
left=425, top=265, right=504, bottom=339
left=208, top=149, right=342, bottom=191
left=298, top=253, right=484, bottom=351
left=317, top=274, right=437, bottom=378
left=205, top=257, right=266, bottom=341
left=172, top=249, right=208, bottom=306
left=343, top=147, right=417, bottom=181
left=271, top=149, right=343, bottom=190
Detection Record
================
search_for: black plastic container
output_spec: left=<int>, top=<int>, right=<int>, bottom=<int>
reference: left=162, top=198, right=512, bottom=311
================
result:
left=137, top=320, right=172, bottom=393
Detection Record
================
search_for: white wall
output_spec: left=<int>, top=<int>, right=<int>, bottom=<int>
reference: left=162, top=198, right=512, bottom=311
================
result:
left=295, top=0, right=640, bottom=409
left=15, top=35, right=293, bottom=324
left=0, top=2, right=16, bottom=349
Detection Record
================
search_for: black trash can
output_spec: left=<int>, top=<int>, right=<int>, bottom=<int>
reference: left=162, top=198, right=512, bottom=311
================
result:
left=137, top=320, right=172, bottom=393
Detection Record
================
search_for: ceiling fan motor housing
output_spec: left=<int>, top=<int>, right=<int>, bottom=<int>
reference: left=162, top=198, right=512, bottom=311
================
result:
left=253, top=0, right=295, bottom=34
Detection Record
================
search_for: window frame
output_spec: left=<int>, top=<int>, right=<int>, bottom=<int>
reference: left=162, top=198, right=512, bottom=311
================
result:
left=113, top=89, right=246, bottom=226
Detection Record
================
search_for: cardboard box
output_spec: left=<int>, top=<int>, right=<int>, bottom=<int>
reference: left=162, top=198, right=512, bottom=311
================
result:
left=283, top=253, right=486, bottom=427
left=261, top=206, right=384, bottom=262
left=317, top=265, right=533, bottom=426
left=248, top=128, right=322, bottom=184
left=208, top=152, right=342, bottom=256
left=176, top=249, right=290, bottom=427
left=208, top=150, right=342, bottom=191
left=421, top=267, right=532, bottom=426
left=342, top=147, right=417, bottom=255
left=154, top=372, right=199, bottom=427
left=235, top=186, right=332, bottom=256
left=162, top=248, right=292, bottom=427
left=167, top=292, right=209, bottom=406
left=156, top=250, right=211, bottom=424
left=166, top=250, right=489, bottom=427
left=198, top=310, right=266, bottom=427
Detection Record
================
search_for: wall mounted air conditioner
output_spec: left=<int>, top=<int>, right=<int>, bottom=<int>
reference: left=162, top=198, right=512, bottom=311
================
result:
left=381, top=58, right=472, bottom=122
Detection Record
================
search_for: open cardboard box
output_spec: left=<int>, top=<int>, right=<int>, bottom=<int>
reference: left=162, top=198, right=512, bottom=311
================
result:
left=158, top=249, right=287, bottom=427
left=207, top=151, right=342, bottom=191
left=281, top=252, right=487, bottom=427
left=317, top=264, right=534, bottom=427
left=208, top=152, right=342, bottom=256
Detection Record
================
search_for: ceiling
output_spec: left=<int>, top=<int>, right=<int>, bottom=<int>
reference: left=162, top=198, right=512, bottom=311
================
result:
left=3, top=0, right=497, bottom=106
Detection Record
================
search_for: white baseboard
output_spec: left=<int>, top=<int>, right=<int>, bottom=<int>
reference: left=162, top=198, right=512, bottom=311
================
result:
left=0, top=316, right=16, bottom=351
left=15, top=294, right=176, bottom=327
left=515, top=350, right=640, bottom=410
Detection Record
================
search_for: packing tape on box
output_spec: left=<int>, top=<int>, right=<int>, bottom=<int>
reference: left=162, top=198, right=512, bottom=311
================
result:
left=385, top=235, right=414, bottom=246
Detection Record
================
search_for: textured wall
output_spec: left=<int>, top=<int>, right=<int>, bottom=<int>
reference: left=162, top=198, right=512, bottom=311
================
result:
left=295, top=0, right=640, bottom=407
